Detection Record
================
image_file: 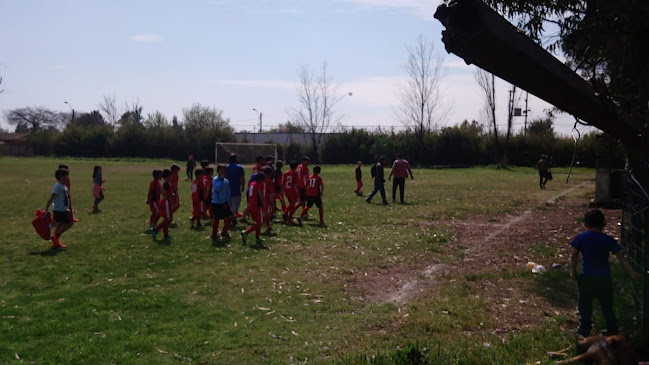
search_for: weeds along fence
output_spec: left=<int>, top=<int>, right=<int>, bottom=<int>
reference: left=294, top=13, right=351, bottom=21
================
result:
left=622, top=171, right=649, bottom=345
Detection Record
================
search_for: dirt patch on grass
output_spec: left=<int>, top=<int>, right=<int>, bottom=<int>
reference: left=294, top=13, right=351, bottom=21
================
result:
left=349, top=183, right=623, bottom=331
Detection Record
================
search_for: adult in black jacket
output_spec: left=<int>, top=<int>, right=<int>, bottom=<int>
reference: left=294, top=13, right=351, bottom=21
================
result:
left=366, top=157, right=389, bottom=205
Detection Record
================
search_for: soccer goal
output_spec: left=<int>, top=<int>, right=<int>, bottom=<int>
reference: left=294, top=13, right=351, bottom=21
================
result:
left=215, top=142, right=278, bottom=166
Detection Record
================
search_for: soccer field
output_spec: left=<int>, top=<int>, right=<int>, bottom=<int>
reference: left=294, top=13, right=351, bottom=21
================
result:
left=0, top=157, right=636, bottom=364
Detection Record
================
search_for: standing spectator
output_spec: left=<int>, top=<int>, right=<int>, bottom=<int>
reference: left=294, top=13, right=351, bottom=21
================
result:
left=389, top=153, right=414, bottom=203
left=354, top=161, right=363, bottom=196
left=226, top=154, right=245, bottom=226
left=186, top=155, right=196, bottom=182
left=170, top=164, right=181, bottom=212
left=569, top=209, right=639, bottom=336
left=92, top=165, right=105, bottom=213
left=536, top=154, right=551, bottom=189
left=366, top=157, right=389, bottom=205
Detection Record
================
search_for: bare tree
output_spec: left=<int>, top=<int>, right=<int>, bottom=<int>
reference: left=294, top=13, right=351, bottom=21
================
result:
left=396, top=34, right=447, bottom=162
left=4, top=106, right=66, bottom=132
left=98, top=93, right=119, bottom=126
left=144, top=111, right=169, bottom=129
left=474, top=68, right=501, bottom=162
left=290, top=63, right=343, bottom=160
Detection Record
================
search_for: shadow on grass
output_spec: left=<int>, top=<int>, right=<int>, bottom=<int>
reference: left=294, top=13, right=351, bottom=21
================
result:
left=307, top=223, right=327, bottom=228
left=212, top=239, right=229, bottom=248
left=525, top=269, right=575, bottom=309
left=28, top=248, right=64, bottom=256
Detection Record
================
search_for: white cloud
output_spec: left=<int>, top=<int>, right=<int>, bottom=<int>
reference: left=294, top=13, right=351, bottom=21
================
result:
left=47, top=65, right=65, bottom=70
left=340, top=0, right=440, bottom=19
left=128, top=33, right=163, bottom=43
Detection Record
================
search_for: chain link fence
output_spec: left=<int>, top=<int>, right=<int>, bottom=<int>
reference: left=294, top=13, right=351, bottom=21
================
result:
left=621, top=171, right=649, bottom=345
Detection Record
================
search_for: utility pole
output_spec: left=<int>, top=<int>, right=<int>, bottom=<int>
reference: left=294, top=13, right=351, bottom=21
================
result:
left=64, top=101, right=75, bottom=123
left=524, top=92, right=529, bottom=137
left=253, top=108, right=263, bottom=133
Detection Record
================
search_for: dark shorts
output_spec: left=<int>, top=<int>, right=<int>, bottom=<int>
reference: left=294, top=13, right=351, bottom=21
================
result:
left=53, top=210, right=72, bottom=224
left=306, top=196, right=322, bottom=208
left=299, top=188, right=307, bottom=202
left=212, top=203, right=233, bottom=220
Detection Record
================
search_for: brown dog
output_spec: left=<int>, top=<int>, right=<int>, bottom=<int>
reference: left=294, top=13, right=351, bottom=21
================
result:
left=548, top=334, right=635, bottom=364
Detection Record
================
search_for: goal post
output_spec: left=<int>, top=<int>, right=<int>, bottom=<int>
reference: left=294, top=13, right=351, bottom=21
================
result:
left=215, top=142, right=278, bottom=166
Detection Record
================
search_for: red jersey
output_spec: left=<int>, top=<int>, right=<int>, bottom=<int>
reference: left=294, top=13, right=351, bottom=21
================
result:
left=263, top=177, right=275, bottom=202
left=252, top=163, right=263, bottom=175
left=246, top=181, right=262, bottom=208
left=203, top=175, right=213, bottom=202
left=161, top=180, right=173, bottom=200
left=283, top=169, right=298, bottom=194
left=306, top=174, right=323, bottom=197
left=191, top=178, right=204, bottom=202
left=171, top=174, right=179, bottom=193
left=296, top=164, right=309, bottom=188
left=147, top=180, right=161, bottom=204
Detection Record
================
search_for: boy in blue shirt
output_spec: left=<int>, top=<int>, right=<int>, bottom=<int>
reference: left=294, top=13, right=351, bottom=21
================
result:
left=569, top=209, right=638, bottom=337
left=44, top=169, right=74, bottom=249
left=212, top=165, right=233, bottom=240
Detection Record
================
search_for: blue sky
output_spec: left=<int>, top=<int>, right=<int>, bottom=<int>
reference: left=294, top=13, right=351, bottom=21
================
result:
left=0, top=0, right=589, bottom=135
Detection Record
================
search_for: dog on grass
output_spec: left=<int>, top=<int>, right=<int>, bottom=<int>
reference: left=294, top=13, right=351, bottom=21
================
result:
left=548, top=334, right=635, bottom=364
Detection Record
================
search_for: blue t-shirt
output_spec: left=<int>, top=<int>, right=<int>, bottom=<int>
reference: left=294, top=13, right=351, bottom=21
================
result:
left=226, top=163, right=245, bottom=197
left=212, top=176, right=231, bottom=204
left=51, top=182, right=69, bottom=212
left=571, top=230, right=621, bottom=276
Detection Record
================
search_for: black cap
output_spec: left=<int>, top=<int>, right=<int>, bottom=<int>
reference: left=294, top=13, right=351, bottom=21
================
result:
left=302, top=156, right=311, bottom=161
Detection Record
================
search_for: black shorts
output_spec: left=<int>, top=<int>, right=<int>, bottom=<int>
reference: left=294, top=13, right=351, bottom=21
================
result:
left=212, top=203, right=233, bottom=220
left=299, top=188, right=307, bottom=202
left=306, top=196, right=322, bottom=208
left=53, top=210, right=72, bottom=224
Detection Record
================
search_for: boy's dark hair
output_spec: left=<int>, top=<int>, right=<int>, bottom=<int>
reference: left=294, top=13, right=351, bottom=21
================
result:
left=302, top=156, right=311, bottom=161
left=396, top=153, right=403, bottom=159
left=216, top=165, right=226, bottom=173
left=195, top=168, right=204, bottom=177
left=162, top=169, right=173, bottom=179
left=379, top=156, right=386, bottom=161
left=313, top=166, right=321, bottom=174
left=201, top=160, right=210, bottom=168
left=170, top=164, right=181, bottom=171
left=58, top=164, right=69, bottom=170
left=152, top=169, right=162, bottom=178
left=92, top=165, right=101, bottom=178
left=229, top=154, right=237, bottom=163
left=256, top=155, right=264, bottom=163
left=55, top=169, right=69, bottom=180
left=276, top=160, right=283, bottom=169
left=205, top=167, right=214, bottom=175
left=255, top=173, right=265, bottom=182
left=266, top=155, right=274, bottom=161
left=584, top=209, right=606, bottom=228
left=290, top=160, right=298, bottom=169
left=263, top=166, right=273, bottom=175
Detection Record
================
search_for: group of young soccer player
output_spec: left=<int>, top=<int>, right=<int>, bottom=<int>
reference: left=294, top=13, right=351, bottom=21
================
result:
left=144, top=154, right=325, bottom=245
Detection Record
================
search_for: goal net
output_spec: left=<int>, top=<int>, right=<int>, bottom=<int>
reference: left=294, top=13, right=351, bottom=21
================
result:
left=215, top=142, right=278, bottom=166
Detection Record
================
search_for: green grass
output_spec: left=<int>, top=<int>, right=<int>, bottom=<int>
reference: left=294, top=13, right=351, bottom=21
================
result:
left=0, top=157, right=633, bottom=364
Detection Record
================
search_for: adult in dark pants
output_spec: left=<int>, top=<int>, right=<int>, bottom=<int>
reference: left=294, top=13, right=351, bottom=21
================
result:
left=536, top=154, right=551, bottom=189
left=366, top=157, right=389, bottom=205
left=186, top=155, right=196, bottom=181
left=389, top=153, right=413, bottom=203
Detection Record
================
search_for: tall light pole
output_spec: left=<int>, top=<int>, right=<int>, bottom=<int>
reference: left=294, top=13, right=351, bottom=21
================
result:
left=252, top=108, right=262, bottom=133
left=64, top=101, right=75, bottom=123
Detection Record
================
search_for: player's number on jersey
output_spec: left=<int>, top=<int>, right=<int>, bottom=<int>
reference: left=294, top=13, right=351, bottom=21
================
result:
left=285, top=175, right=292, bottom=189
left=191, top=183, right=197, bottom=193
left=309, top=178, right=317, bottom=188
left=248, top=185, right=254, bottom=197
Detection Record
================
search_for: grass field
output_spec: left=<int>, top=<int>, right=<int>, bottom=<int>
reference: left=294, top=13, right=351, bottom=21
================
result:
left=0, top=157, right=639, bottom=364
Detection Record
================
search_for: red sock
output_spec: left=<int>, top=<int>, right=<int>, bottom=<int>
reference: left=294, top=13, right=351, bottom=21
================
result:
left=300, top=207, right=308, bottom=218
left=222, top=218, right=231, bottom=233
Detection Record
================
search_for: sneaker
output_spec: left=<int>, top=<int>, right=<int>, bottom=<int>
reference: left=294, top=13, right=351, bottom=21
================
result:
left=365, top=199, right=371, bottom=204
left=240, top=230, right=247, bottom=245
left=297, top=217, right=303, bottom=226
left=221, top=231, right=231, bottom=239
left=164, top=235, right=173, bottom=243
left=255, top=238, right=266, bottom=245
left=149, top=227, right=157, bottom=240
left=382, top=202, right=390, bottom=206
left=240, top=218, right=249, bottom=224
left=319, top=220, right=326, bottom=227
left=211, top=234, right=221, bottom=241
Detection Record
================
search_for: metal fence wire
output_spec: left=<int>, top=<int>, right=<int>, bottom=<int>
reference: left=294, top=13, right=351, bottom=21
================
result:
left=621, top=171, right=649, bottom=345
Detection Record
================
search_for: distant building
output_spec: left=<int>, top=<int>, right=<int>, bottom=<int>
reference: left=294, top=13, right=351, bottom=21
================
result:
left=0, top=133, right=31, bottom=156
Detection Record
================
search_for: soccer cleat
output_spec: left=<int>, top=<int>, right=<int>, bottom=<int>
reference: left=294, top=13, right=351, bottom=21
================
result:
left=365, top=198, right=371, bottom=204
left=296, top=217, right=302, bottom=226
left=240, top=230, right=247, bottom=245
left=149, top=227, right=157, bottom=240
left=221, top=231, right=231, bottom=239
left=255, top=238, right=266, bottom=245
left=319, top=220, right=326, bottom=227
